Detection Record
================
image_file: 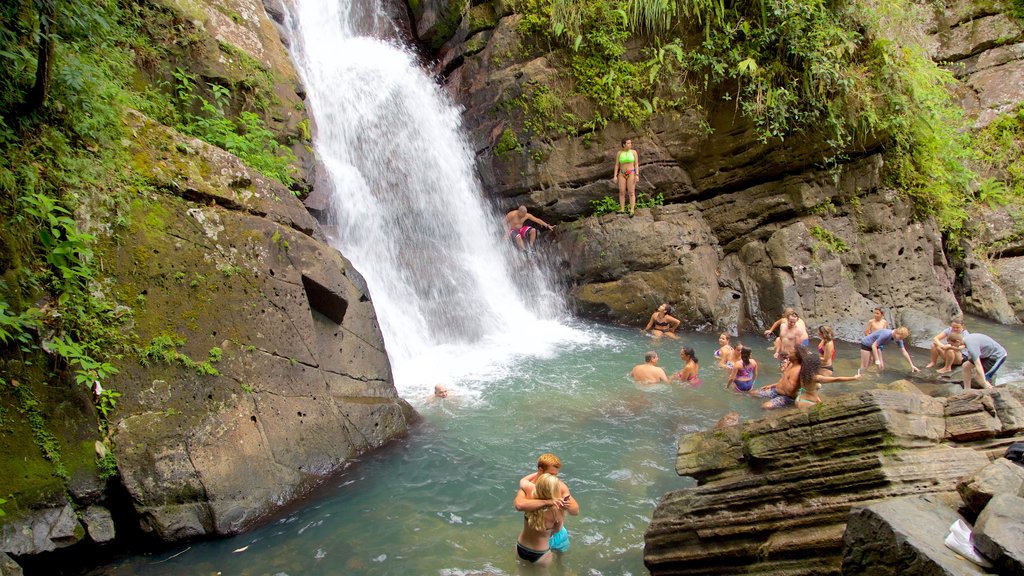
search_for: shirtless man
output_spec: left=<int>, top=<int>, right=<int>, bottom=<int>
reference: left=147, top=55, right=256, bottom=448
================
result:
left=515, top=453, right=580, bottom=553
left=631, top=351, right=669, bottom=383
left=505, top=206, right=554, bottom=250
left=864, top=307, right=889, bottom=336
left=775, top=312, right=809, bottom=361
left=425, top=384, right=452, bottom=402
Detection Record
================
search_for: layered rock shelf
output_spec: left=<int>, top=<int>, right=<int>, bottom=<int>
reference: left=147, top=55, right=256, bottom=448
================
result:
left=643, top=386, right=1024, bottom=575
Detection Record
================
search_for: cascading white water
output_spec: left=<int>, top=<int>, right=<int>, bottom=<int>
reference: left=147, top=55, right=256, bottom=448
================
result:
left=286, top=0, right=580, bottom=393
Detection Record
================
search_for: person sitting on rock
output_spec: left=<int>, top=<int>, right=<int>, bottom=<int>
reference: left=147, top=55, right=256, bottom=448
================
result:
left=644, top=303, right=680, bottom=339
left=631, top=351, right=669, bottom=384
left=860, top=327, right=919, bottom=374
left=936, top=332, right=967, bottom=374
left=961, top=332, right=1007, bottom=390
left=925, top=319, right=968, bottom=373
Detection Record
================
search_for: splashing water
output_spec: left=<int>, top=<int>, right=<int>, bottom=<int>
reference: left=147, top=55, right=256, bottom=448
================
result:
left=285, top=0, right=582, bottom=394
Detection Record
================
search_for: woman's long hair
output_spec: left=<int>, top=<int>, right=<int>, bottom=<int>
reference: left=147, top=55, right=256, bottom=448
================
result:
left=526, top=473, right=560, bottom=532
left=794, top=345, right=820, bottom=388
left=739, top=345, right=752, bottom=368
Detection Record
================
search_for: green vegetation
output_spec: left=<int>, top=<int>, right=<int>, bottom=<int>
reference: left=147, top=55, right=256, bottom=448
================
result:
left=171, top=68, right=297, bottom=189
left=590, top=191, right=664, bottom=216
left=140, top=335, right=221, bottom=376
left=809, top=225, right=850, bottom=254
left=97, top=451, right=118, bottom=480
left=503, top=0, right=998, bottom=239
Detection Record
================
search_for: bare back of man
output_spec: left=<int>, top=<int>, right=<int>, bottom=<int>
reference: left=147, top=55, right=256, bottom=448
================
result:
left=631, top=364, right=668, bottom=383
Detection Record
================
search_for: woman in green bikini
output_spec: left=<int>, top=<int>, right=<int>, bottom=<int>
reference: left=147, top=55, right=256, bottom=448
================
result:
left=612, top=137, right=639, bottom=215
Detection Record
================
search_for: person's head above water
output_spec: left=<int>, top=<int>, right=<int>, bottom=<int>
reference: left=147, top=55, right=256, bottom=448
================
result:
left=644, top=351, right=658, bottom=364
left=433, top=384, right=449, bottom=398
left=536, top=453, right=561, bottom=475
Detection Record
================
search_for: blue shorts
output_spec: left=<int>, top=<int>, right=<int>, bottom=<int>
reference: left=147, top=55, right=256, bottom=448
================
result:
left=757, top=386, right=795, bottom=408
left=549, top=526, right=569, bottom=552
left=734, top=379, right=755, bottom=392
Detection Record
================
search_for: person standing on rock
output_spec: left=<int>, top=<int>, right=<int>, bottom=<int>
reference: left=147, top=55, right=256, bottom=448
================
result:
left=961, top=332, right=1007, bottom=390
left=515, top=454, right=579, bottom=557
left=612, top=137, right=639, bottom=215
left=505, top=205, right=554, bottom=251
left=631, top=351, right=669, bottom=383
left=860, top=327, right=919, bottom=373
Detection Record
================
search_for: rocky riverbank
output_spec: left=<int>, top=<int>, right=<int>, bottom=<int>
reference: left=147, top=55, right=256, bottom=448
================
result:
left=644, top=384, right=1024, bottom=575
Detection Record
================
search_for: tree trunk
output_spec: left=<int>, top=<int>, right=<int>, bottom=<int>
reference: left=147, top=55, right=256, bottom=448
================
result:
left=24, top=1, right=54, bottom=113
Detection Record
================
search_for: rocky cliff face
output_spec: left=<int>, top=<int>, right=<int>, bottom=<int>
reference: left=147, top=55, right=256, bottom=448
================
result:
left=103, top=112, right=412, bottom=541
left=643, top=385, right=1024, bottom=575
left=407, top=0, right=1024, bottom=333
left=0, top=0, right=411, bottom=562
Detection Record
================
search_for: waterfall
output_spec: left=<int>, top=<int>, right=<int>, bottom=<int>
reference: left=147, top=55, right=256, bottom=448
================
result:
left=285, top=0, right=577, bottom=393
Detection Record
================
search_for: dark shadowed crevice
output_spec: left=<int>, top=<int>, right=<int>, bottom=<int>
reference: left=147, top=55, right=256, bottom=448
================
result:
left=301, top=274, right=348, bottom=324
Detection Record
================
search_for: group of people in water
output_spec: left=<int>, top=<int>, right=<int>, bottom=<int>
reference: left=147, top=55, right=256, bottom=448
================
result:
left=633, top=304, right=1010, bottom=409
left=496, top=138, right=1013, bottom=566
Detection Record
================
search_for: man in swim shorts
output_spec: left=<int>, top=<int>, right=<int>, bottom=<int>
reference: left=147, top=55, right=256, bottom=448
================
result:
left=515, top=453, right=579, bottom=553
left=504, top=205, right=554, bottom=250
left=961, top=332, right=1007, bottom=390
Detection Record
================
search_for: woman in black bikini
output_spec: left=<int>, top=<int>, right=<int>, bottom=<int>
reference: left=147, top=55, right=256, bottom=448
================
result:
left=644, top=303, right=680, bottom=339
left=516, top=473, right=565, bottom=566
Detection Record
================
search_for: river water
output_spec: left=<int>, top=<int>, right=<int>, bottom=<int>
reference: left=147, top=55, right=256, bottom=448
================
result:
left=92, top=316, right=1023, bottom=576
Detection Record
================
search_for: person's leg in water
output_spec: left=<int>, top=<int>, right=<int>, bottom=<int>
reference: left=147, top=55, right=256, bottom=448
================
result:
left=528, top=227, right=538, bottom=248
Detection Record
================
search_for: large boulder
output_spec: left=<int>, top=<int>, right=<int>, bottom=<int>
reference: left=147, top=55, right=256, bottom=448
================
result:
left=99, top=112, right=412, bottom=540
left=972, top=492, right=1024, bottom=574
left=643, top=388, right=1024, bottom=575
left=957, top=458, right=1024, bottom=514
left=841, top=495, right=990, bottom=576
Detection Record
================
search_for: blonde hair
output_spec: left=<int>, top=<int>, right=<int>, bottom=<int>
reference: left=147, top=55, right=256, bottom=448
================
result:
left=894, top=327, right=910, bottom=340
left=526, top=473, right=560, bottom=532
left=947, top=332, right=964, bottom=345
left=536, top=453, right=561, bottom=472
